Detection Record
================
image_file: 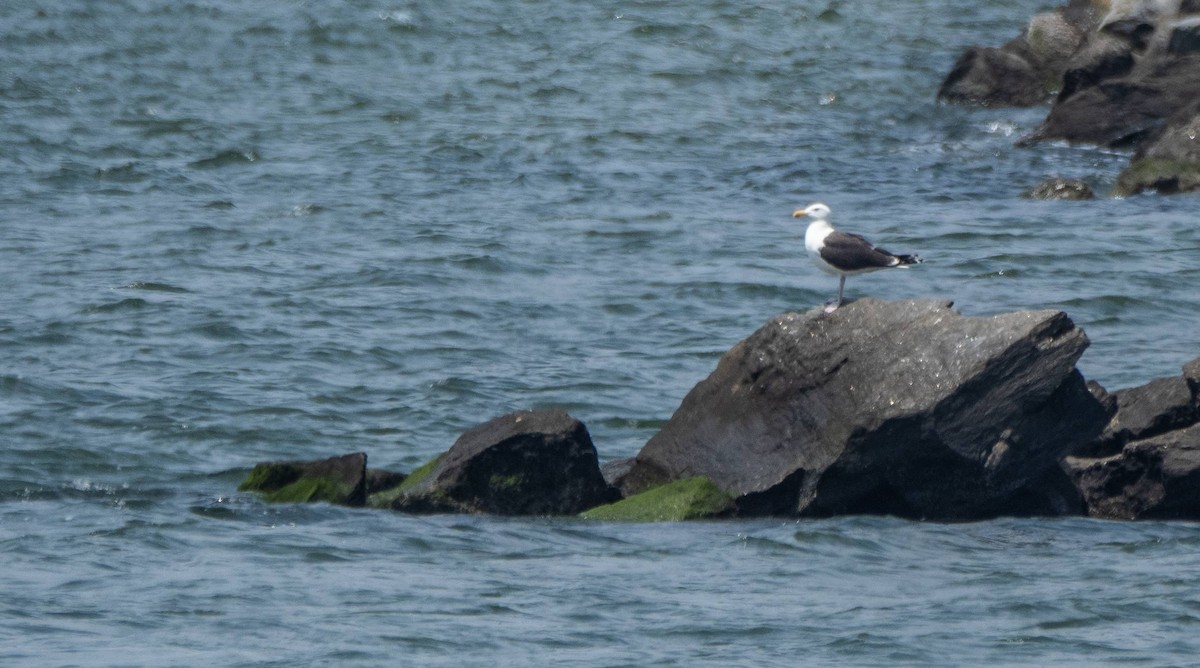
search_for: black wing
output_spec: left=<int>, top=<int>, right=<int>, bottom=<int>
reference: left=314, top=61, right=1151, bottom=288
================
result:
left=820, top=231, right=901, bottom=271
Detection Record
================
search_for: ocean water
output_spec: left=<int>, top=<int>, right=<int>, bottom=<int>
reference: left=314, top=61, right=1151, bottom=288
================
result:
left=3, top=0, right=1200, bottom=664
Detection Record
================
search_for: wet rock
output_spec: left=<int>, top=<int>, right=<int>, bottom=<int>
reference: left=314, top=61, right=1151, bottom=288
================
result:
left=620, top=299, right=1109, bottom=520
left=239, top=452, right=368, bottom=506
left=1023, top=177, right=1095, bottom=199
left=1066, top=423, right=1200, bottom=519
left=387, top=409, right=616, bottom=515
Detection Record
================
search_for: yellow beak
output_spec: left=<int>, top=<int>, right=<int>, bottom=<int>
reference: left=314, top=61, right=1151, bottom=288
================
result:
left=792, top=209, right=807, bottom=218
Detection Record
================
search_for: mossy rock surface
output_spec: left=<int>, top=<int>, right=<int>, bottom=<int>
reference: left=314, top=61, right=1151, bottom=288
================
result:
left=367, top=455, right=443, bottom=509
left=239, top=452, right=367, bottom=507
left=580, top=476, right=734, bottom=522
left=260, top=476, right=355, bottom=504
left=1114, top=158, right=1200, bottom=196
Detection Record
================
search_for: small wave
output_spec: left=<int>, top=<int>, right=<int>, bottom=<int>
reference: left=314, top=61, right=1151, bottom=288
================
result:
left=83, top=297, right=148, bottom=314
left=123, top=281, right=190, bottom=294
left=188, top=149, right=260, bottom=170
left=192, top=321, right=245, bottom=341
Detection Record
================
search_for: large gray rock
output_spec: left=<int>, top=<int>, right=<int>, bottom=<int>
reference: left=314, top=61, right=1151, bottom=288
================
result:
left=389, top=409, right=615, bottom=515
left=620, top=299, right=1110, bottom=520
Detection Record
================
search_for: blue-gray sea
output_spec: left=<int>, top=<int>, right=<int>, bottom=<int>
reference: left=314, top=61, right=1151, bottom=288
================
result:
left=4, top=0, right=1200, bottom=665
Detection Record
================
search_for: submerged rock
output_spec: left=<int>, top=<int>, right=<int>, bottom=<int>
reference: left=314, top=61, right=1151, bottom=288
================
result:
left=240, top=452, right=368, bottom=506
left=1023, top=176, right=1096, bottom=199
left=619, top=299, right=1109, bottom=520
left=386, top=409, right=616, bottom=515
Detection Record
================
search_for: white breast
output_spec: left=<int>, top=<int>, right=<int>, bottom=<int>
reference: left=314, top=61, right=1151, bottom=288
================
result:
left=804, top=220, right=841, bottom=275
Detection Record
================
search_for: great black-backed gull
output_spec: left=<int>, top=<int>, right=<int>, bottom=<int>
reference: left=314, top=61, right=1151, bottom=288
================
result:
left=792, top=202, right=922, bottom=312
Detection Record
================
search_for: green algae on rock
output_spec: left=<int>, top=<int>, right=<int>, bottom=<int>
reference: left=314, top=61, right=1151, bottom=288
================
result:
left=239, top=452, right=367, bottom=506
left=1114, top=158, right=1200, bottom=196
left=580, top=476, right=734, bottom=522
left=367, top=454, right=444, bottom=509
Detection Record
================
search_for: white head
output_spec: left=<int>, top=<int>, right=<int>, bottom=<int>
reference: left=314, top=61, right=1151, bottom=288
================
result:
left=792, top=202, right=831, bottom=221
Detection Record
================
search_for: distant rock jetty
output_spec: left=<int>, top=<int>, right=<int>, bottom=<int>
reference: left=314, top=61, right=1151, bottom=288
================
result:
left=240, top=299, right=1200, bottom=522
left=937, top=0, right=1200, bottom=196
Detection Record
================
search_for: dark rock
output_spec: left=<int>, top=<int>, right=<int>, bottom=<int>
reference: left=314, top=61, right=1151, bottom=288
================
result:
left=366, top=468, right=407, bottom=496
left=1184, top=355, right=1200, bottom=392
left=1023, top=79, right=1173, bottom=147
left=938, top=1, right=1105, bottom=107
left=1066, top=423, right=1200, bottom=519
left=1167, top=17, right=1200, bottom=54
left=937, top=44, right=1053, bottom=107
left=1025, top=46, right=1200, bottom=148
left=1057, top=32, right=1135, bottom=102
left=621, top=299, right=1109, bottom=520
left=599, top=456, right=635, bottom=489
left=1023, top=177, right=1095, bottom=199
left=239, top=452, right=367, bottom=506
left=389, top=409, right=616, bottom=515
left=1093, top=375, right=1199, bottom=453
left=1087, top=379, right=1119, bottom=416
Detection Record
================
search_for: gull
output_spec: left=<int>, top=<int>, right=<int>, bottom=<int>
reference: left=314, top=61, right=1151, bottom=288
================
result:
left=793, top=202, right=922, bottom=312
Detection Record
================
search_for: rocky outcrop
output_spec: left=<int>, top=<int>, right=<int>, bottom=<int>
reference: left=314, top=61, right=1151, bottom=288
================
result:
left=617, top=299, right=1110, bottom=521
left=937, top=0, right=1105, bottom=106
left=1065, top=357, right=1200, bottom=519
left=941, top=0, right=1200, bottom=195
left=237, top=308, right=1200, bottom=524
left=383, top=409, right=616, bottom=515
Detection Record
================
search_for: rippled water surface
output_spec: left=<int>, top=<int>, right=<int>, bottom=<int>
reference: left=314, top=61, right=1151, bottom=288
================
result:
left=4, top=0, right=1200, bottom=664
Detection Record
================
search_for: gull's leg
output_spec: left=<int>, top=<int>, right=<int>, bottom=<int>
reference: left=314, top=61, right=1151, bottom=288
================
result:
left=824, top=275, right=846, bottom=313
